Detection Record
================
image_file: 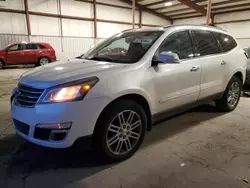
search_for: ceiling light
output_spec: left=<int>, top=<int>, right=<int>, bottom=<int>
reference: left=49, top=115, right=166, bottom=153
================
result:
left=164, top=2, right=173, bottom=6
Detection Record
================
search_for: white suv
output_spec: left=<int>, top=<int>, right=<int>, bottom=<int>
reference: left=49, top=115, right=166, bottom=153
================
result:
left=11, top=25, right=247, bottom=161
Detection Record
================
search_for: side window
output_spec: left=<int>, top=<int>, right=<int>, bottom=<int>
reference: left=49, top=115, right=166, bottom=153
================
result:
left=213, top=32, right=237, bottom=52
left=8, top=44, right=22, bottom=51
left=156, top=31, right=194, bottom=60
left=193, top=30, right=221, bottom=56
left=26, top=44, right=38, bottom=50
left=37, top=44, right=46, bottom=49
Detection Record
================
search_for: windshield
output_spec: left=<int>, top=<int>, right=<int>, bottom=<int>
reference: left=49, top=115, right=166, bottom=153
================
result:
left=83, top=31, right=164, bottom=63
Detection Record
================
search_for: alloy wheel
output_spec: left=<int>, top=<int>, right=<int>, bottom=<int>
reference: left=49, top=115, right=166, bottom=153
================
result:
left=40, top=58, right=49, bottom=65
left=106, top=110, right=142, bottom=155
left=227, top=81, right=240, bottom=108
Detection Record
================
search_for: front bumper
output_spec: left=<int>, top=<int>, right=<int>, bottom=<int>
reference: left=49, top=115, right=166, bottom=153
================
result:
left=11, top=96, right=111, bottom=148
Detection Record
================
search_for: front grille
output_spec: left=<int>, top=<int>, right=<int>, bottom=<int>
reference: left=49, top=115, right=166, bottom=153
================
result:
left=13, top=119, right=30, bottom=135
left=15, top=84, right=45, bottom=107
left=34, top=127, right=51, bottom=140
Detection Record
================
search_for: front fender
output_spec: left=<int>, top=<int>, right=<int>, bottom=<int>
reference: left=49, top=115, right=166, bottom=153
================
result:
left=110, top=89, right=153, bottom=112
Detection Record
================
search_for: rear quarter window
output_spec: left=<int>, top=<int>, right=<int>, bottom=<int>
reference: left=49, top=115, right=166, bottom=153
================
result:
left=37, top=44, right=46, bottom=49
left=213, top=32, right=237, bottom=52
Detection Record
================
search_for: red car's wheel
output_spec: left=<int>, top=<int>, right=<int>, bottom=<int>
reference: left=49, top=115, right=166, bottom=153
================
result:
left=0, top=60, right=5, bottom=69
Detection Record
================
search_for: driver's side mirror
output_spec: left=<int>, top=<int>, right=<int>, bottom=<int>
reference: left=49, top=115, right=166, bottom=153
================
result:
left=152, top=52, right=180, bottom=66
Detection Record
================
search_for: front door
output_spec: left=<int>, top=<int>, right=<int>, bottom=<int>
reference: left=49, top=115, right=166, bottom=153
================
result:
left=5, top=44, right=26, bottom=65
left=152, top=30, right=201, bottom=113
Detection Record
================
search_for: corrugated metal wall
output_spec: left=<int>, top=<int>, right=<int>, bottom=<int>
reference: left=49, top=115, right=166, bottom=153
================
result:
left=237, top=38, right=250, bottom=48
left=0, top=34, right=29, bottom=48
left=0, top=34, right=106, bottom=60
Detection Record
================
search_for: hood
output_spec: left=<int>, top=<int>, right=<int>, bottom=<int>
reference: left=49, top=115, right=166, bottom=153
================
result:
left=0, top=50, right=5, bottom=54
left=20, top=59, right=126, bottom=88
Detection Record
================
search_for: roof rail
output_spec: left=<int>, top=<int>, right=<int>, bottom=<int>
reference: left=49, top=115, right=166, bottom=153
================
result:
left=163, top=24, right=225, bottom=31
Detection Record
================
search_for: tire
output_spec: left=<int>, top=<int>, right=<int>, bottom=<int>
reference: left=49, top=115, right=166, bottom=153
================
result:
left=215, top=76, right=242, bottom=112
left=38, top=57, right=49, bottom=66
left=93, top=99, right=147, bottom=162
left=0, top=60, right=5, bottom=69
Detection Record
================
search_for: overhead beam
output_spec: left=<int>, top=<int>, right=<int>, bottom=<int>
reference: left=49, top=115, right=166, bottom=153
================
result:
left=144, top=0, right=170, bottom=7
left=161, top=0, right=248, bottom=15
left=93, top=0, right=97, bottom=38
left=24, top=0, right=31, bottom=36
left=174, top=15, right=205, bottom=20
left=153, top=0, right=206, bottom=11
left=212, top=3, right=250, bottom=12
left=119, top=0, right=172, bottom=22
left=215, top=7, right=250, bottom=15
left=171, top=12, right=202, bottom=18
left=170, top=2, right=250, bottom=18
left=176, top=0, right=207, bottom=15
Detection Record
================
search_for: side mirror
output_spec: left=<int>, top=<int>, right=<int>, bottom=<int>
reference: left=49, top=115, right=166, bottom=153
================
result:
left=157, top=52, right=180, bottom=64
left=152, top=52, right=180, bottom=66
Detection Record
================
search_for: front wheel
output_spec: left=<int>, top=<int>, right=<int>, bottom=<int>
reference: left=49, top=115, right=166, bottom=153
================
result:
left=215, top=76, right=242, bottom=112
left=93, top=99, right=147, bottom=161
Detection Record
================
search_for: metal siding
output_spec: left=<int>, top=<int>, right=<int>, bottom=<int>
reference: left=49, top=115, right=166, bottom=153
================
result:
left=0, top=34, right=28, bottom=49
left=62, top=37, right=95, bottom=60
left=237, top=38, right=250, bottom=48
left=0, top=34, right=104, bottom=60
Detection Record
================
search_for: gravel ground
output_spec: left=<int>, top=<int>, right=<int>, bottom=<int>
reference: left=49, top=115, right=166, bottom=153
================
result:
left=1, top=67, right=250, bottom=188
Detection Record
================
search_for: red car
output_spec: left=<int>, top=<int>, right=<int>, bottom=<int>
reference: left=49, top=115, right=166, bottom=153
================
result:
left=0, top=42, right=56, bottom=69
left=99, top=47, right=127, bottom=56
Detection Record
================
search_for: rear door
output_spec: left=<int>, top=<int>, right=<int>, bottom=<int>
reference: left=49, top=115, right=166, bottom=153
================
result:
left=192, top=30, right=224, bottom=99
left=23, top=43, right=40, bottom=63
left=213, top=32, right=239, bottom=86
left=5, top=44, right=26, bottom=65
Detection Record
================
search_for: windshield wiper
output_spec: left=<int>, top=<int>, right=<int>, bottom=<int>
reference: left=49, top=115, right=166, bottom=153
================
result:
left=86, top=56, right=115, bottom=62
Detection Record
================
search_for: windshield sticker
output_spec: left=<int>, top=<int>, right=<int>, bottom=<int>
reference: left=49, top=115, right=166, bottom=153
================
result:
left=133, top=39, right=152, bottom=44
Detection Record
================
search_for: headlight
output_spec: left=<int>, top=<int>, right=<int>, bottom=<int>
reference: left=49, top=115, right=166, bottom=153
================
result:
left=40, top=77, right=99, bottom=103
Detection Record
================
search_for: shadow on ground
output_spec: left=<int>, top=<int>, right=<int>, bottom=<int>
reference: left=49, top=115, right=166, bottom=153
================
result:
left=1, top=65, right=34, bottom=70
left=3, top=103, right=225, bottom=184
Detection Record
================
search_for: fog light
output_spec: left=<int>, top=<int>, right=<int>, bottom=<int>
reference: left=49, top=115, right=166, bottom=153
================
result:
left=36, top=122, right=72, bottom=129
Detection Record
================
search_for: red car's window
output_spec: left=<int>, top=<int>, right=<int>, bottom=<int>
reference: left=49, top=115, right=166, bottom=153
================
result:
left=26, top=44, right=39, bottom=50
left=8, top=44, right=25, bottom=51
left=37, top=44, right=46, bottom=49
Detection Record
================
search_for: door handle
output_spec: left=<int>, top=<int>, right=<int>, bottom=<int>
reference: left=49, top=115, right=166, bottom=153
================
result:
left=190, top=66, right=200, bottom=72
left=221, top=61, right=227, bottom=65
left=21, top=53, right=24, bottom=55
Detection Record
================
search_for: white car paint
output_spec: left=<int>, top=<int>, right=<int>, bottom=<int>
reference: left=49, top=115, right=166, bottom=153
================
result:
left=11, top=25, right=247, bottom=148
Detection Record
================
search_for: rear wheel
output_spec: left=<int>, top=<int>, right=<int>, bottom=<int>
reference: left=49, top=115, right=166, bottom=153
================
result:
left=38, top=57, right=49, bottom=66
left=0, top=60, right=5, bottom=69
left=215, top=76, right=242, bottom=112
left=93, top=99, right=147, bottom=161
